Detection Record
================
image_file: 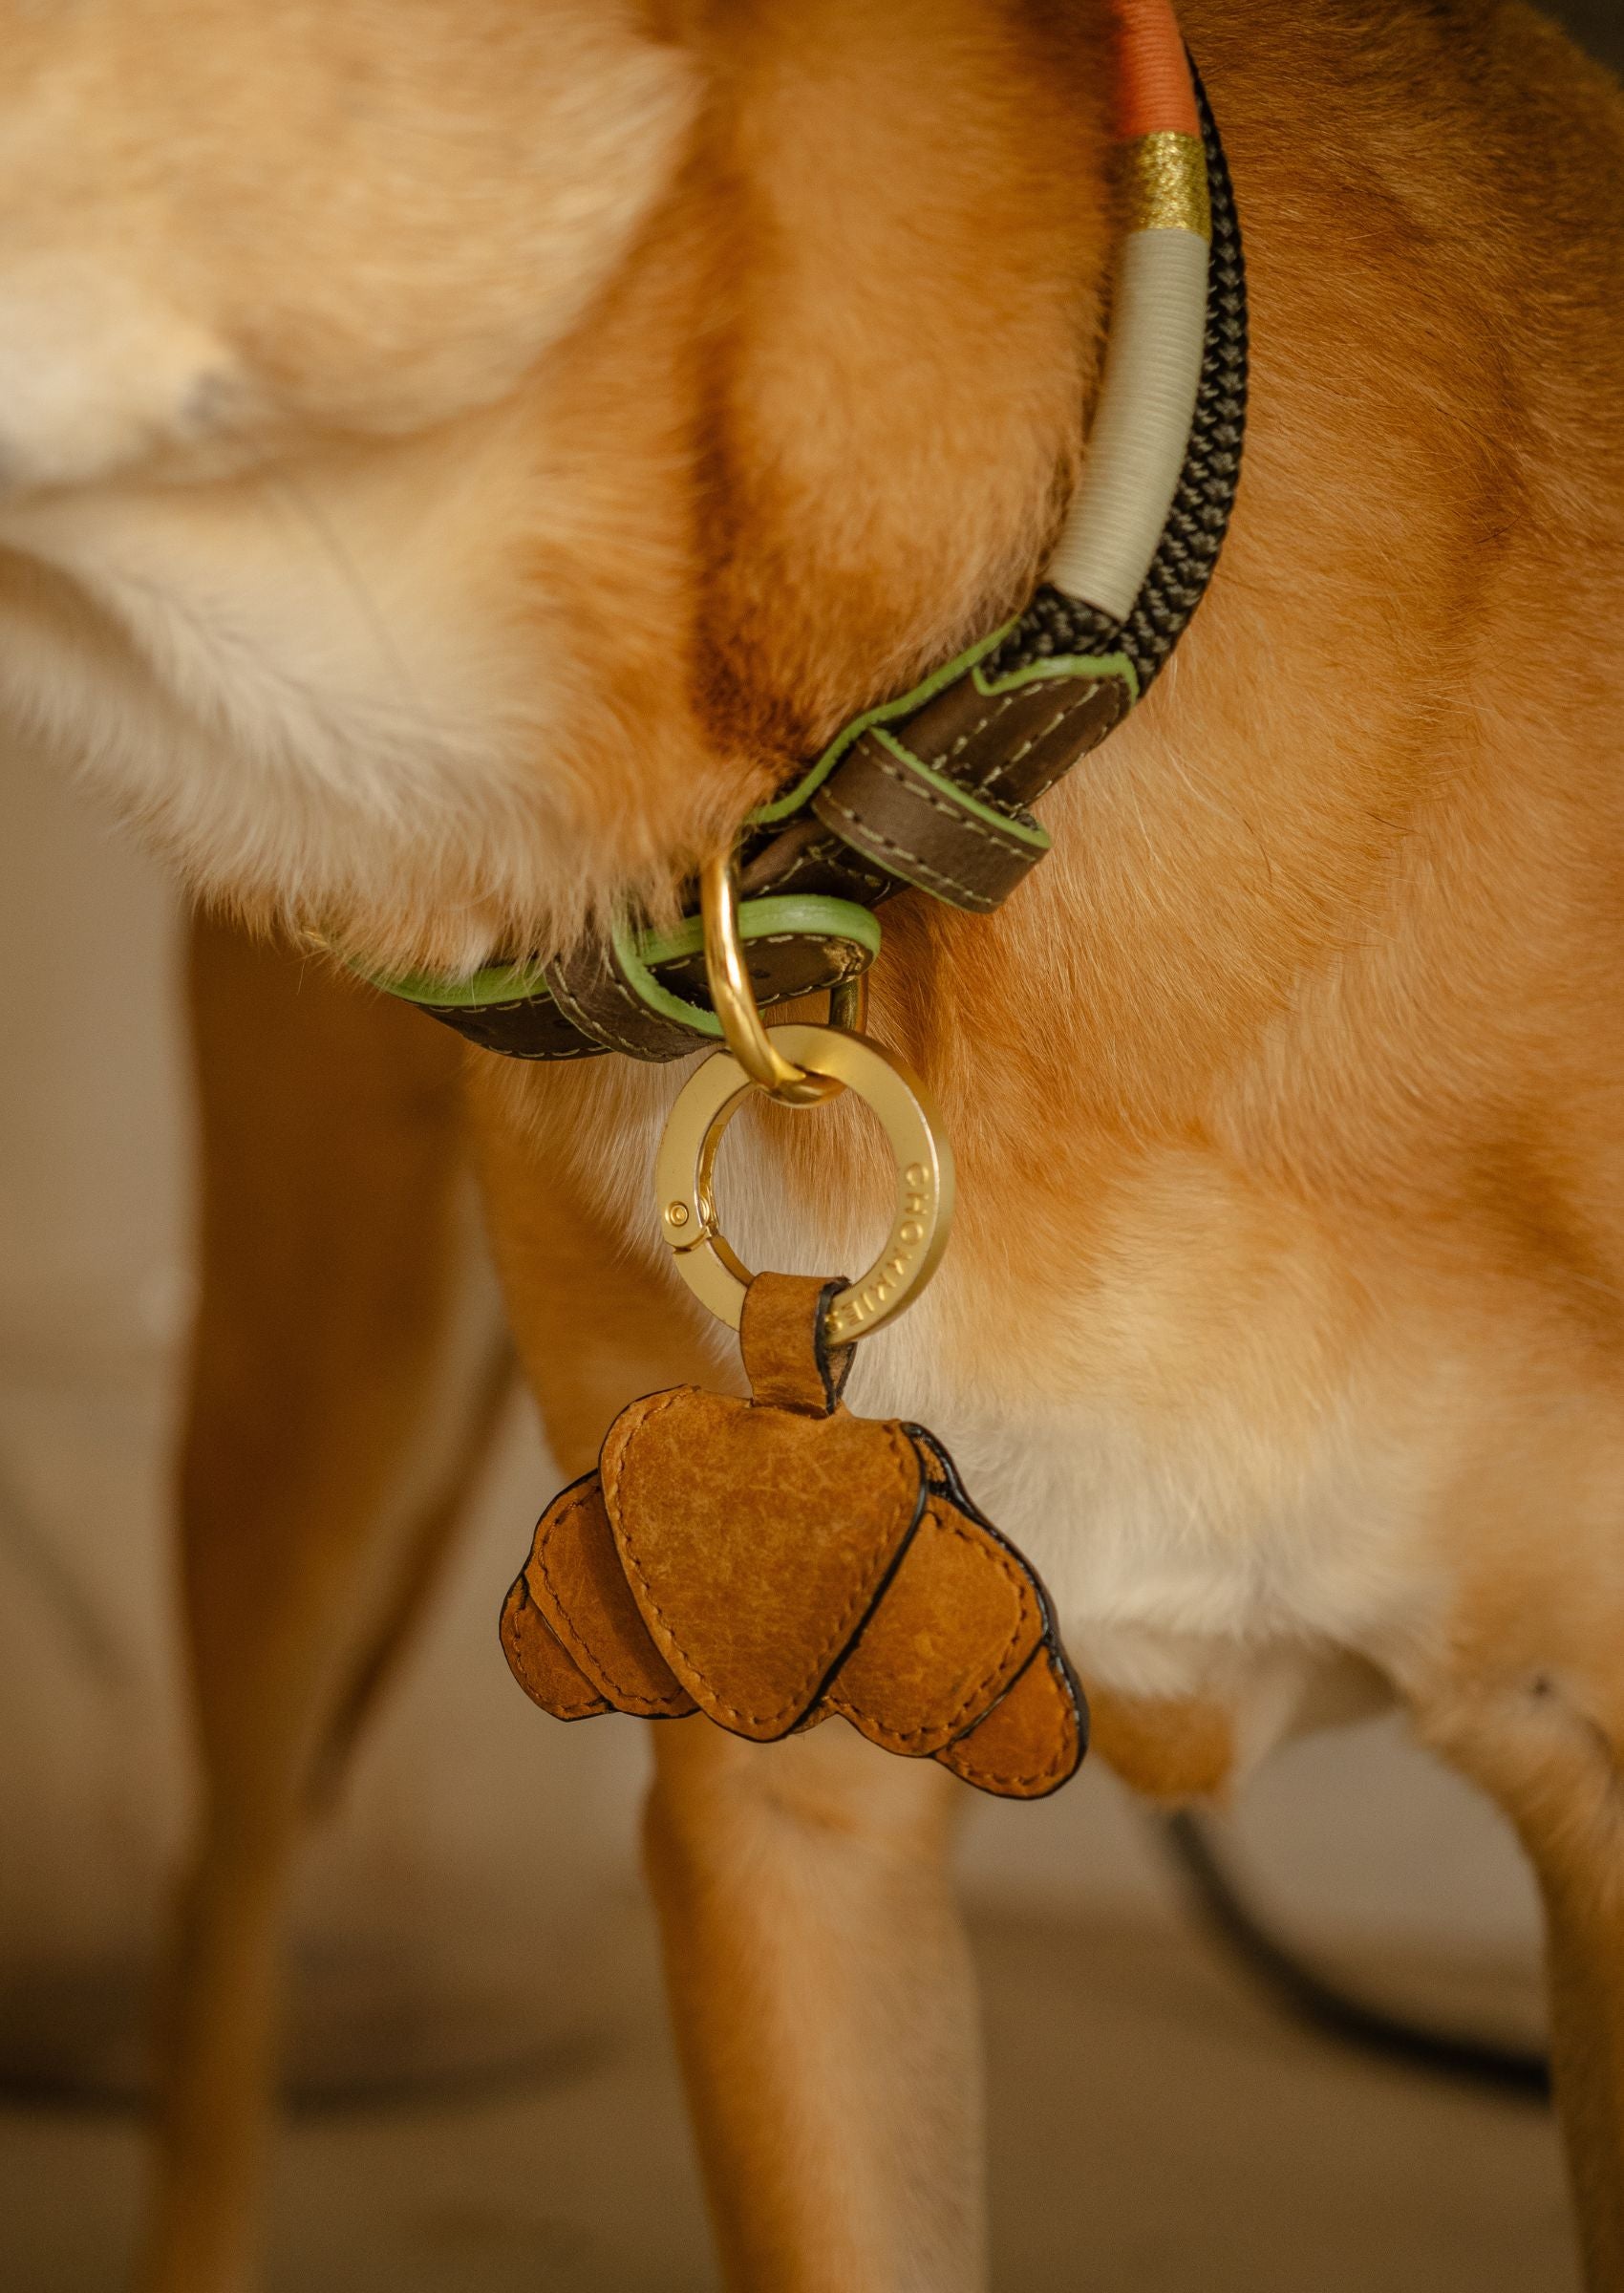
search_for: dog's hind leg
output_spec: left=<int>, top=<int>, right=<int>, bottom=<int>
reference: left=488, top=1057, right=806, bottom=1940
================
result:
left=136, top=914, right=510, bottom=2293
left=1416, top=1619, right=1624, bottom=2289
left=1540, top=1836, right=1624, bottom=2291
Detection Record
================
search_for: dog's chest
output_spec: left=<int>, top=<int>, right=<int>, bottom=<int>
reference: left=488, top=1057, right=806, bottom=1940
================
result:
left=839, top=1326, right=1431, bottom=1765
left=570, top=1072, right=1442, bottom=1768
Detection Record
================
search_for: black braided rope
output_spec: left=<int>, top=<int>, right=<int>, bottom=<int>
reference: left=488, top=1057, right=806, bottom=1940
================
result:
left=990, top=61, right=1248, bottom=690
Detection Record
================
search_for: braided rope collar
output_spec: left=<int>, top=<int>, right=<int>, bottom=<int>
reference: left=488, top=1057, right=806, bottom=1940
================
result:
left=358, top=8, right=1248, bottom=1065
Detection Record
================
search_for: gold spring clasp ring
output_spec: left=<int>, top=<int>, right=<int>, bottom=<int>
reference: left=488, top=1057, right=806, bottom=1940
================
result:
left=654, top=855, right=953, bottom=1345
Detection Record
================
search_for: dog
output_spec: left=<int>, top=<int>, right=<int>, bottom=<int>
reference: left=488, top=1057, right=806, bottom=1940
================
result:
left=2, top=1, right=1622, bottom=2285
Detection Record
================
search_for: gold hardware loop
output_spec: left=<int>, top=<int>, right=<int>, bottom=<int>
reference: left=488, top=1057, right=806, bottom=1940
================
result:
left=655, top=1022, right=955, bottom=1344
left=829, top=965, right=869, bottom=1035
left=700, top=853, right=842, bottom=1105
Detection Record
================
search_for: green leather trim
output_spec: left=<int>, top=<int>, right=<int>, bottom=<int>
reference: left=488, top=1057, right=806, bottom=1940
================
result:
left=972, top=649, right=1140, bottom=703
left=746, top=621, right=1020, bottom=829
left=749, top=628, right=1137, bottom=832
left=608, top=919, right=722, bottom=1039
left=337, top=639, right=1124, bottom=1019
left=863, top=729, right=1054, bottom=849
left=355, top=893, right=882, bottom=1024
left=347, top=951, right=554, bottom=1009
left=609, top=894, right=882, bottom=1042
left=635, top=892, right=883, bottom=972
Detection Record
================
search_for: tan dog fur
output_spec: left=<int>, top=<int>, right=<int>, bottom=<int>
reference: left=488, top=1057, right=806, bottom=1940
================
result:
left=151, top=919, right=511, bottom=2288
left=2, top=1, right=1623, bottom=2285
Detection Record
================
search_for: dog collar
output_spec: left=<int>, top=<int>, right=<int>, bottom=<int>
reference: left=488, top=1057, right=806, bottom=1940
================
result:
left=351, top=10, right=1247, bottom=1065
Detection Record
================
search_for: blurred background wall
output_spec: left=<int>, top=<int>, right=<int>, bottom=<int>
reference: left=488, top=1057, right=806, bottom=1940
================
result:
left=3, top=0, right=1618, bottom=2108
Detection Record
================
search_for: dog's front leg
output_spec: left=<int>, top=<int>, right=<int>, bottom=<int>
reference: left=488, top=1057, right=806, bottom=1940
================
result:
left=472, top=1071, right=988, bottom=2292
left=646, top=1718, right=986, bottom=2293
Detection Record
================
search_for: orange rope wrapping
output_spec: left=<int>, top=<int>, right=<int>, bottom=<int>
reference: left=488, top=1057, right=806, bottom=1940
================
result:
left=1109, top=0, right=1200, bottom=138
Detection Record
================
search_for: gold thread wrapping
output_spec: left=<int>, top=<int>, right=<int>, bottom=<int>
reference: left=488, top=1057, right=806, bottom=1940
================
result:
left=1119, top=133, right=1209, bottom=238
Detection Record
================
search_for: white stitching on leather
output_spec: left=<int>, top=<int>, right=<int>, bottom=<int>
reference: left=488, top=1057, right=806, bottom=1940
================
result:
left=942, top=686, right=1025, bottom=764
left=545, top=961, right=652, bottom=1059
left=815, top=788, right=997, bottom=910
left=966, top=684, right=1108, bottom=795
left=862, top=748, right=1032, bottom=849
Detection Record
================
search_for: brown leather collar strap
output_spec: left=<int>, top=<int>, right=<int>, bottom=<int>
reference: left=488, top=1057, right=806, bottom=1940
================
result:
left=805, top=668, right=1127, bottom=912
left=417, top=650, right=1133, bottom=1061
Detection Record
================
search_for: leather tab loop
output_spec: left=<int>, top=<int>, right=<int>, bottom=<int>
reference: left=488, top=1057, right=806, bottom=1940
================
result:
left=740, top=1274, right=854, bottom=1415
left=542, top=940, right=700, bottom=1062
left=884, top=659, right=1130, bottom=809
left=812, top=730, right=1047, bottom=913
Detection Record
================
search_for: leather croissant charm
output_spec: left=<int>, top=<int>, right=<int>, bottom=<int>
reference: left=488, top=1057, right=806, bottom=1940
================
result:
left=502, top=1272, right=1086, bottom=1800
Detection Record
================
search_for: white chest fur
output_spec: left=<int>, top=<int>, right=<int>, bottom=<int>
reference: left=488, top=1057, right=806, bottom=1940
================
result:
left=0, top=418, right=580, bottom=966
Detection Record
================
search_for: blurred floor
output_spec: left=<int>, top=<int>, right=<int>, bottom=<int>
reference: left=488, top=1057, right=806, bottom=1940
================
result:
left=1, top=1906, right=1574, bottom=2293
